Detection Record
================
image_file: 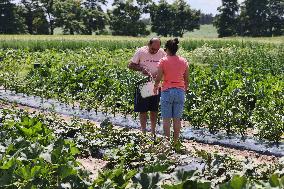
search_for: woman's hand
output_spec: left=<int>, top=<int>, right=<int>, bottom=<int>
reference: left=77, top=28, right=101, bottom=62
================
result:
left=153, top=85, right=159, bottom=95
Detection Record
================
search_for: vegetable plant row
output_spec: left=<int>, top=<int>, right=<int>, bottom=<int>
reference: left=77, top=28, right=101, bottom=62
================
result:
left=0, top=106, right=284, bottom=188
left=0, top=44, right=283, bottom=143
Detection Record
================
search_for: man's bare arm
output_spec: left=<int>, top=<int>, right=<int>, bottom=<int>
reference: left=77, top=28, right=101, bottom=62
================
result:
left=153, top=67, right=163, bottom=95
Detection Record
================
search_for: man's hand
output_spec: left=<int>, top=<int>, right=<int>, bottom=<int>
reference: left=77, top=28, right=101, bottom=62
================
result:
left=141, top=68, right=151, bottom=76
left=128, top=62, right=152, bottom=76
left=128, top=62, right=143, bottom=71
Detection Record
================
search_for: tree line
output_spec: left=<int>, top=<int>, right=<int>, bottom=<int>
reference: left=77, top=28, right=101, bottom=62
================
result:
left=214, top=0, right=284, bottom=37
left=0, top=0, right=283, bottom=37
left=0, top=0, right=201, bottom=37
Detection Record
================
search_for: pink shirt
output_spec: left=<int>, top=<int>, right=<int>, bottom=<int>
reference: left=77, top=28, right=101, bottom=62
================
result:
left=158, top=56, right=189, bottom=91
left=131, top=46, right=166, bottom=77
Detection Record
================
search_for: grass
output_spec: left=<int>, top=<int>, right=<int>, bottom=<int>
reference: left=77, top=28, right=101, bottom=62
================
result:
left=54, top=24, right=218, bottom=38
left=0, top=34, right=283, bottom=51
left=184, top=24, right=218, bottom=38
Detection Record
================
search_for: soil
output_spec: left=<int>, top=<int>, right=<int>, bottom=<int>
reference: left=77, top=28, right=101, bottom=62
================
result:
left=77, top=157, right=108, bottom=181
left=0, top=99, right=280, bottom=181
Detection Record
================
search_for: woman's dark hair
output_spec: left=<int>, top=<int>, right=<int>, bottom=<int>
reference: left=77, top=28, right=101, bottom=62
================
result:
left=165, top=38, right=179, bottom=55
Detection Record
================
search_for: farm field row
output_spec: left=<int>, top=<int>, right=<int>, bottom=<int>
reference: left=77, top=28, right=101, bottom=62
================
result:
left=0, top=103, right=284, bottom=188
left=0, top=42, right=283, bottom=142
left=0, top=35, right=283, bottom=51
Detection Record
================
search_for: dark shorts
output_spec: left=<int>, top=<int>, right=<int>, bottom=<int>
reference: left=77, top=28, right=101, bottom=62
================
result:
left=134, top=81, right=160, bottom=112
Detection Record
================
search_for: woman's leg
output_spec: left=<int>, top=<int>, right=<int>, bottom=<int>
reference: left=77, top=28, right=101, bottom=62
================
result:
left=161, top=90, right=173, bottom=140
left=173, top=118, right=181, bottom=144
left=172, top=88, right=185, bottom=144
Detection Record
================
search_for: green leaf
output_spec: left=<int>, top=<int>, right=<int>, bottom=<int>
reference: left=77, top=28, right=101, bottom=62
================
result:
left=162, top=183, right=183, bottom=189
left=133, top=172, right=162, bottom=189
left=31, top=165, right=42, bottom=177
left=183, top=179, right=210, bottom=189
left=230, top=175, right=247, bottom=189
left=175, top=170, right=196, bottom=182
left=269, top=174, right=280, bottom=187
left=33, top=121, right=43, bottom=133
left=280, top=176, right=284, bottom=186
left=22, top=116, right=30, bottom=127
left=125, top=169, right=137, bottom=181
left=58, top=165, right=77, bottom=179
left=0, top=169, right=13, bottom=186
left=70, top=146, right=80, bottom=155
left=183, top=180, right=198, bottom=188
left=0, top=158, right=15, bottom=170
left=20, top=127, right=33, bottom=137
left=143, top=163, right=170, bottom=173
left=196, top=180, right=211, bottom=189
left=17, top=165, right=31, bottom=180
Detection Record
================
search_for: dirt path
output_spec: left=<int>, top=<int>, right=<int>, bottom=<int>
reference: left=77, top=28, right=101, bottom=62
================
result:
left=0, top=100, right=280, bottom=180
left=77, top=157, right=108, bottom=181
left=182, top=140, right=278, bottom=165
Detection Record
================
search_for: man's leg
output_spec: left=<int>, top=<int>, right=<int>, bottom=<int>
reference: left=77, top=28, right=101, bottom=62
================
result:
left=134, top=84, right=148, bottom=134
left=150, top=111, right=158, bottom=136
left=163, top=118, right=171, bottom=140
left=139, top=112, right=147, bottom=134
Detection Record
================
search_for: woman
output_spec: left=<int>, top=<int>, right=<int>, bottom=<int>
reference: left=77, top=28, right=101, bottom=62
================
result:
left=153, top=38, right=189, bottom=145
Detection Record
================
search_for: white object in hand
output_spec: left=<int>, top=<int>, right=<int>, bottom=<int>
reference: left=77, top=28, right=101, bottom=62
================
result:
left=139, top=81, right=156, bottom=98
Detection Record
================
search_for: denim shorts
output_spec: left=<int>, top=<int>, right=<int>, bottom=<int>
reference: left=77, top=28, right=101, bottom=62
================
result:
left=161, top=88, right=185, bottom=118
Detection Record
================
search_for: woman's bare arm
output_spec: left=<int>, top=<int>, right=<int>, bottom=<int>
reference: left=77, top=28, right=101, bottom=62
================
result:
left=153, top=67, right=163, bottom=94
left=184, top=66, right=189, bottom=91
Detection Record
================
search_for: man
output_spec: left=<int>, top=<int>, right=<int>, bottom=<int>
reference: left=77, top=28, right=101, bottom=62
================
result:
left=128, top=38, right=166, bottom=136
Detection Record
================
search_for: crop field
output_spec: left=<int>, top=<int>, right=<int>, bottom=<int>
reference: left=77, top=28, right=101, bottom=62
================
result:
left=0, top=35, right=283, bottom=188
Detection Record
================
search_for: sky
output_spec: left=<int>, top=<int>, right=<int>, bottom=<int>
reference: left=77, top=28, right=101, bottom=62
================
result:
left=105, top=0, right=246, bottom=15
left=13, top=0, right=245, bottom=16
left=189, top=0, right=245, bottom=15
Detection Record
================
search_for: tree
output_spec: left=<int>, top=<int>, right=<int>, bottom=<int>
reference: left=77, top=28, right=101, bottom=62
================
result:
left=199, top=13, right=214, bottom=25
left=0, top=0, right=27, bottom=34
left=267, top=0, right=284, bottom=36
left=239, top=0, right=270, bottom=37
left=171, top=0, right=200, bottom=37
left=21, top=0, right=49, bottom=34
left=150, top=0, right=200, bottom=37
left=81, top=0, right=108, bottom=35
left=236, top=0, right=283, bottom=37
left=108, top=0, right=150, bottom=36
left=150, top=0, right=173, bottom=37
left=53, top=0, right=85, bottom=34
left=40, top=0, right=55, bottom=34
left=214, top=0, right=239, bottom=37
